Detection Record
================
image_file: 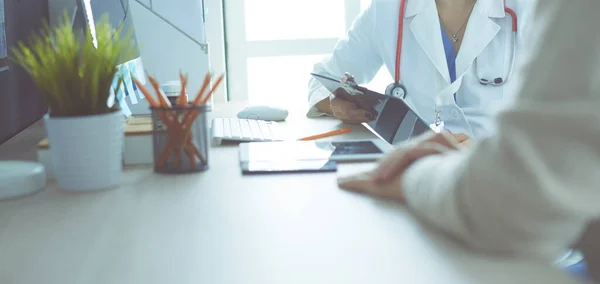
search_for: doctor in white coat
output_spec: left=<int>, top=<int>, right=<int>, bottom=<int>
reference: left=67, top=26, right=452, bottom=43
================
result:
left=308, top=0, right=535, bottom=142
left=338, top=0, right=600, bottom=281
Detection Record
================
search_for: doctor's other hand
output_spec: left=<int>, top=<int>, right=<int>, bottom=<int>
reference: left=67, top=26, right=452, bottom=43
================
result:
left=451, top=133, right=473, bottom=147
left=316, top=94, right=374, bottom=124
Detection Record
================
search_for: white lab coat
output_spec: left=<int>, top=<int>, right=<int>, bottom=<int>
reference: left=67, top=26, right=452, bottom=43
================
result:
left=400, top=0, right=600, bottom=278
left=308, top=0, right=536, bottom=139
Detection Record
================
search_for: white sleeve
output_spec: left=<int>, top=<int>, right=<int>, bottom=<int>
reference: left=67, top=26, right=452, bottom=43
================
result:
left=307, top=1, right=384, bottom=117
left=401, top=0, right=600, bottom=261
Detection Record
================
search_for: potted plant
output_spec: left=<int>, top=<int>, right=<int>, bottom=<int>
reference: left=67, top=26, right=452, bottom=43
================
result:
left=10, top=14, right=136, bottom=191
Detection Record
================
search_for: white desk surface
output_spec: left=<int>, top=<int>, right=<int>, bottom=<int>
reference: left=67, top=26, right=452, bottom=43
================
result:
left=0, top=102, right=580, bottom=284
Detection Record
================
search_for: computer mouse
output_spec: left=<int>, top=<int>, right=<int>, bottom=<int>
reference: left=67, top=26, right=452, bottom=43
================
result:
left=237, top=105, right=289, bottom=121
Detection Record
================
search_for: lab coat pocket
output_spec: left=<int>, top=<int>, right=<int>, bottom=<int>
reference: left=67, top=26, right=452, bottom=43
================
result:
left=474, top=36, right=509, bottom=102
left=460, top=57, right=506, bottom=110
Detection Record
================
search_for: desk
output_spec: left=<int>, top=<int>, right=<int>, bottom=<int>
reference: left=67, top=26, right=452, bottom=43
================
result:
left=0, top=102, right=580, bottom=284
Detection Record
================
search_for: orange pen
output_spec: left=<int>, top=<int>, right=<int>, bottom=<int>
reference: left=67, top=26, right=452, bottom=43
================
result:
left=298, top=127, right=353, bottom=141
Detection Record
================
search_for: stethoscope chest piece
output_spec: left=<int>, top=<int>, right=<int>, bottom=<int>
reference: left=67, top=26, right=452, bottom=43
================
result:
left=385, top=82, right=407, bottom=99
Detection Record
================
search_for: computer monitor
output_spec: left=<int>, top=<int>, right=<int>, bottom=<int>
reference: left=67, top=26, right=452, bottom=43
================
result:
left=0, top=0, right=49, bottom=144
left=73, top=0, right=148, bottom=116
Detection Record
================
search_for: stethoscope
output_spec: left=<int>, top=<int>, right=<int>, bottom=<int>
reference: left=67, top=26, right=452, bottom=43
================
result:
left=385, top=0, right=519, bottom=100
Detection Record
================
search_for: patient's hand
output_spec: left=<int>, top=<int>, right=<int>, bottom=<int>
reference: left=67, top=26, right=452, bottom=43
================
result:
left=338, top=170, right=406, bottom=203
left=338, top=132, right=461, bottom=198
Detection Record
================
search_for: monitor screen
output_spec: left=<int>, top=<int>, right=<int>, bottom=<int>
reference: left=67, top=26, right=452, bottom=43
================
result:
left=0, top=0, right=49, bottom=144
left=75, top=0, right=147, bottom=116
left=79, top=0, right=140, bottom=60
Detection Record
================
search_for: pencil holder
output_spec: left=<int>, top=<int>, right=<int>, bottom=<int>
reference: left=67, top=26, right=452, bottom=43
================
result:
left=150, top=105, right=209, bottom=174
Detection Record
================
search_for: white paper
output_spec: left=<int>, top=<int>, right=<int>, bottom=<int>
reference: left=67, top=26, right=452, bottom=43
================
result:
left=0, top=0, right=8, bottom=72
left=119, top=95, right=132, bottom=117
left=111, top=71, right=132, bottom=117
left=120, top=64, right=138, bottom=104
left=110, top=87, right=132, bottom=117
left=127, top=57, right=147, bottom=100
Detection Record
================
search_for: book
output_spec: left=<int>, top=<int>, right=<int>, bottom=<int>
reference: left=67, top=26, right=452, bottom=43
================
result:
left=37, top=116, right=153, bottom=179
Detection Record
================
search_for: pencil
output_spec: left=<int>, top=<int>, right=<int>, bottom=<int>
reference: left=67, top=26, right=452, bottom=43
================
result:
left=176, top=73, right=225, bottom=168
left=298, top=127, right=353, bottom=141
left=200, top=74, right=224, bottom=105
left=184, top=136, right=196, bottom=169
left=153, top=71, right=220, bottom=170
left=146, top=75, right=181, bottom=168
left=177, top=72, right=188, bottom=106
left=183, top=74, right=225, bottom=129
left=148, top=75, right=171, bottom=107
left=132, top=77, right=159, bottom=107
left=132, top=77, right=174, bottom=127
left=192, top=73, right=212, bottom=105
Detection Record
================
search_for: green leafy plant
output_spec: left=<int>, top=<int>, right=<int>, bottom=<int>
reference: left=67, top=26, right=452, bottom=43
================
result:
left=10, top=13, right=136, bottom=117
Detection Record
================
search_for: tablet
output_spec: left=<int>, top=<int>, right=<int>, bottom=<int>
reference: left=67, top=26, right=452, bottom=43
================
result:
left=240, top=160, right=338, bottom=175
left=311, top=73, right=433, bottom=144
left=239, top=139, right=391, bottom=175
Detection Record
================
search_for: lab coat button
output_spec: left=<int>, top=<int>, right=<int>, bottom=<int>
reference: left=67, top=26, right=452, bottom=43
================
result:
left=450, top=109, right=459, bottom=118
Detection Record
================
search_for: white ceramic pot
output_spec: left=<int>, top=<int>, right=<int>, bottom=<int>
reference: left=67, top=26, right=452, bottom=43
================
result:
left=44, top=111, right=124, bottom=191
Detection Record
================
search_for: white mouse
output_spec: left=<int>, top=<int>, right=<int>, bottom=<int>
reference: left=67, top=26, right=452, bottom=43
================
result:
left=237, top=105, right=289, bottom=121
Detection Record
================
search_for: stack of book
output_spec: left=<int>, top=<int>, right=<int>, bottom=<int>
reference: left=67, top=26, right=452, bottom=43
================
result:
left=37, top=116, right=153, bottom=179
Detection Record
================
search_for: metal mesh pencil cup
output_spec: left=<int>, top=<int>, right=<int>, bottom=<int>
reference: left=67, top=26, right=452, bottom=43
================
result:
left=150, top=105, right=209, bottom=173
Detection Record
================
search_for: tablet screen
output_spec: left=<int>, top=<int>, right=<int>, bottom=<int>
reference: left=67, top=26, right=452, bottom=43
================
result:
left=239, top=140, right=387, bottom=174
left=329, top=141, right=383, bottom=155
left=242, top=160, right=338, bottom=175
left=242, top=140, right=383, bottom=163
left=364, top=96, right=431, bottom=144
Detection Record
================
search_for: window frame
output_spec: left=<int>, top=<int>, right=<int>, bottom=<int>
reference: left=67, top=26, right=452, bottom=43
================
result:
left=223, top=0, right=365, bottom=101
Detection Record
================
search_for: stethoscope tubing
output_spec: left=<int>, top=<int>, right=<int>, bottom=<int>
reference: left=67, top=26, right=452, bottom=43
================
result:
left=391, top=0, right=518, bottom=94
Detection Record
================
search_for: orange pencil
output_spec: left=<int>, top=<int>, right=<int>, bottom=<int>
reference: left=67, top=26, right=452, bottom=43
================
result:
left=192, top=73, right=212, bottom=105
left=183, top=136, right=197, bottom=169
left=180, top=73, right=211, bottom=130
left=146, top=75, right=179, bottom=167
left=182, top=73, right=225, bottom=128
left=132, top=77, right=170, bottom=127
left=132, top=77, right=159, bottom=107
left=200, top=74, right=224, bottom=105
left=148, top=75, right=171, bottom=107
left=298, top=127, right=353, bottom=141
left=177, top=72, right=188, bottom=106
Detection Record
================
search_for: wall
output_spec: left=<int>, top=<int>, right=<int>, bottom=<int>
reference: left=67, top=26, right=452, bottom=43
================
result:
left=204, top=0, right=227, bottom=102
left=128, top=0, right=215, bottom=108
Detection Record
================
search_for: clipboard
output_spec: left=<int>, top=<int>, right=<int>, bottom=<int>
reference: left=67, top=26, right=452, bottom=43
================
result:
left=311, top=72, right=432, bottom=144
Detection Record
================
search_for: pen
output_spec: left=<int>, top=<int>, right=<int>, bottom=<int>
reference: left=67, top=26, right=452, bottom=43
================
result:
left=298, top=127, right=353, bottom=141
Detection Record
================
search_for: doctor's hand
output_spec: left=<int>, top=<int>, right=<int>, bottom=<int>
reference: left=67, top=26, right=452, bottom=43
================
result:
left=338, top=132, right=461, bottom=197
left=450, top=133, right=473, bottom=147
left=328, top=95, right=374, bottom=124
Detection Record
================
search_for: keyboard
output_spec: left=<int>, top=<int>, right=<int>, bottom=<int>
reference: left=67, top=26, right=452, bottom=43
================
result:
left=211, top=118, right=285, bottom=145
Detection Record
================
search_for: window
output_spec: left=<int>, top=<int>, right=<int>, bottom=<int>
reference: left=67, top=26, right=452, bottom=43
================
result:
left=224, top=0, right=391, bottom=109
